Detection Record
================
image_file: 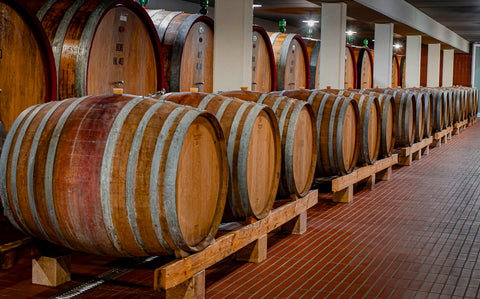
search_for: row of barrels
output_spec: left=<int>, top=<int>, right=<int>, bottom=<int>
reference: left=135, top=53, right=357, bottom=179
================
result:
left=1, top=86, right=477, bottom=257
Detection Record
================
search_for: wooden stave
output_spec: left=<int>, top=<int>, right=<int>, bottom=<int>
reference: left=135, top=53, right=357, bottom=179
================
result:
left=219, top=90, right=317, bottom=198
left=355, top=47, right=374, bottom=89
left=345, top=44, right=358, bottom=89
left=392, top=54, right=400, bottom=88
left=148, top=10, right=214, bottom=92
left=279, top=90, right=360, bottom=177
left=0, top=0, right=57, bottom=133
left=158, top=92, right=281, bottom=221
left=269, top=33, right=311, bottom=90
left=304, top=39, right=321, bottom=89
left=252, top=26, right=277, bottom=92
left=28, top=0, right=165, bottom=99
left=0, top=95, right=228, bottom=257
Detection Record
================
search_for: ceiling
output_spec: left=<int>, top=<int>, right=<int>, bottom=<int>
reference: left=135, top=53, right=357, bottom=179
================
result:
left=182, top=0, right=479, bottom=51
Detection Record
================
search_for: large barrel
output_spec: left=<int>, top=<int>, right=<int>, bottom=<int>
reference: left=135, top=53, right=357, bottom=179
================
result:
left=0, top=95, right=228, bottom=257
left=221, top=90, right=317, bottom=198
left=400, top=56, right=406, bottom=88
left=252, top=26, right=276, bottom=92
left=158, top=92, right=281, bottom=221
left=392, top=55, right=400, bottom=88
left=345, top=45, right=357, bottom=89
left=148, top=10, right=213, bottom=93
left=26, top=0, right=164, bottom=100
left=268, top=33, right=310, bottom=90
left=355, top=47, right=374, bottom=89
left=409, top=91, right=425, bottom=141
left=359, top=91, right=396, bottom=157
left=429, top=88, right=447, bottom=131
left=451, top=88, right=465, bottom=123
left=0, top=0, right=56, bottom=133
left=278, top=90, right=360, bottom=177
left=335, top=91, right=381, bottom=164
left=418, top=90, right=434, bottom=138
left=442, top=89, right=453, bottom=127
left=304, top=39, right=321, bottom=89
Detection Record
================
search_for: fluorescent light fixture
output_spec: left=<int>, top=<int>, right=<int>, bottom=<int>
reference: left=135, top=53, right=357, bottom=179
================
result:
left=302, top=20, right=319, bottom=27
left=346, top=30, right=356, bottom=36
left=393, top=43, right=402, bottom=49
left=253, top=4, right=262, bottom=8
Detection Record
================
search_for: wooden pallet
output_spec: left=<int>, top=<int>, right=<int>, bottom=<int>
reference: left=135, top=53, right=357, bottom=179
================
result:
left=453, top=120, right=468, bottom=135
left=153, top=190, right=318, bottom=298
left=398, top=136, right=433, bottom=166
left=0, top=216, right=39, bottom=270
left=315, top=155, right=398, bottom=203
left=432, top=126, right=453, bottom=147
left=468, top=117, right=477, bottom=127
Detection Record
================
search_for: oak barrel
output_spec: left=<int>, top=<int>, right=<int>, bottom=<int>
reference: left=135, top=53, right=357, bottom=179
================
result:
left=345, top=45, right=357, bottom=89
left=220, top=90, right=317, bottom=198
left=26, top=0, right=164, bottom=99
left=0, top=0, right=56, bottom=133
left=0, top=95, right=228, bottom=257
left=252, top=26, right=276, bottom=92
left=392, top=54, right=400, bottom=88
left=355, top=47, right=374, bottom=89
left=268, top=33, right=310, bottom=90
left=409, top=91, right=425, bottom=141
left=278, top=90, right=360, bottom=177
left=158, top=92, right=281, bottom=221
left=148, top=10, right=213, bottom=93
left=304, top=39, right=321, bottom=89
left=359, top=91, right=396, bottom=157
left=429, top=88, right=447, bottom=131
left=399, top=56, right=406, bottom=88
left=451, top=88, right=465, bottom=123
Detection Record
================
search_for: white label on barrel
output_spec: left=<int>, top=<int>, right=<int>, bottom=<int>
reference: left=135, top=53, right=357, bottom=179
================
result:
left=120, top=14, right=128, bottom=22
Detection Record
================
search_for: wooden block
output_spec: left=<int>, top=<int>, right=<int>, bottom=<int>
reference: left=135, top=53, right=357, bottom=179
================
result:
left=365, top=174, right=375, bottom=190
left=164, top=270, right=205, bottom=299
left=282, top=211, right=307, bottom=235
left=421, top=145, right=429, bottom=156
left=333, top=185, right=353, bottom=203
left=236, top=234, right=267, bottom=263
left=399, top=154, right=412, bottom=166
left=32, top=254, right=71, bottom=287
left=412, top=149, right=421, bottom=161
left=376, top=167, right=392, bottom=181
left=0, top=237, right=38, bottom=270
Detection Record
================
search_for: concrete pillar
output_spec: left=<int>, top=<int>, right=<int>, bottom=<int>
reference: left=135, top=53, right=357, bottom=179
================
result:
left=442, top=49, right=454, bottom=87
left=373, top=23, right=394, bottom=88
left=213, top=0, right=253, bottom=92
left=405, top=35, right=422, bottom=87
left=427, top=43, right=441, bottom=87
left=319, top=2, right=347, bottom=89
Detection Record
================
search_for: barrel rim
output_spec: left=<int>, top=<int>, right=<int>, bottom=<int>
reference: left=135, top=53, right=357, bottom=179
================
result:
left=253, top=25, right=277, bottom=92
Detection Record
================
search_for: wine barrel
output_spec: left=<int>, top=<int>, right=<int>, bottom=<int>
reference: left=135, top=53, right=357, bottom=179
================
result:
left=252, top=26, right=276, bottom=92
left=399, top=56, right=406, bottom=88
left=429, top=88, right=447, bottom=132
left=278, top=90, right=360, bottom=177
left=0, top=95, right=228, bottom=257
left=451, top=88, right=465, bottom=123
left=355, top=47, right=374, bottom=89
left=0, top=0, right=56, bottom=133
left=420, top=90, right=434, bottom=138
left=345, top=45, right=357, bottom=89
left=392, top=55, right=400, bottom=88
left=26, top=0, right=164, bottom=100
left=359, top=91, right=396, bottom=157
left=268, top=33, right=310, bottom=90
left=148, top=10, right=213, bottom=93
left=443, top=89, right=453, bottom=127
left=220, top=91, right=317, bottom=198
left=336, top=91, right=380, bottom=164
left=384, top=90, right=416, bottom=147
left=157, top=92, right=281, bottom=221
left=304, top=39, right=321, bottom=89
left=405, top=91, right=425, bottom=141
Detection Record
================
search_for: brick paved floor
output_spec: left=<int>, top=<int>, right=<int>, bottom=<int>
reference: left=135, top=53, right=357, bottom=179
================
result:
left=0, top=123, right=479, bottom=298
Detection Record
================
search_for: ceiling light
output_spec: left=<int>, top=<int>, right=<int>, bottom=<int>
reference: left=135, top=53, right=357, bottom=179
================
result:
left=253, top=4, right=262, bottom=8
left=303, top=20, right=319, bottom=27
left=346, top=30, right=356, bottom=36
left=393, top=43, right=402, bottom=49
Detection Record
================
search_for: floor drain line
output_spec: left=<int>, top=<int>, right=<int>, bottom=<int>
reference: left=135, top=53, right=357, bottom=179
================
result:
left=49, top=256, right=158, bottom=299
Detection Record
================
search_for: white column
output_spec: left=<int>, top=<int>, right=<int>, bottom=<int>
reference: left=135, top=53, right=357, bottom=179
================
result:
left=427, top=43, right=441, bottom=87
left=405, top=35, right=422, bottom=87
left=442, top=49, right=454, bottom=87
left=319, top=2, right=347, bottom=89
left=213, top=0, right=253, bottom=92
left=373, top=23, right=393, bottom=88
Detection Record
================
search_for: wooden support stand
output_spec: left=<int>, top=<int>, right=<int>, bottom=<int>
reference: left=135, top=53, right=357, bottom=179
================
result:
left=0, top=237, right=37, bottom=270
left=326, top=155, right=398, bottom=203
left=32, top=253, right=71, bottom=287
left=153, top=190, right=318, bottom=298
left=398, top=136, right=433, bottom=166
left=453, top=120, right=468, bottom=135
left=432, top=127, right=453, bottom=147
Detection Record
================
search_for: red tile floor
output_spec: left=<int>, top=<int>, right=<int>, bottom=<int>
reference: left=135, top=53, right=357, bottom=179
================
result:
left=1, top=123, right=480, bottom=298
